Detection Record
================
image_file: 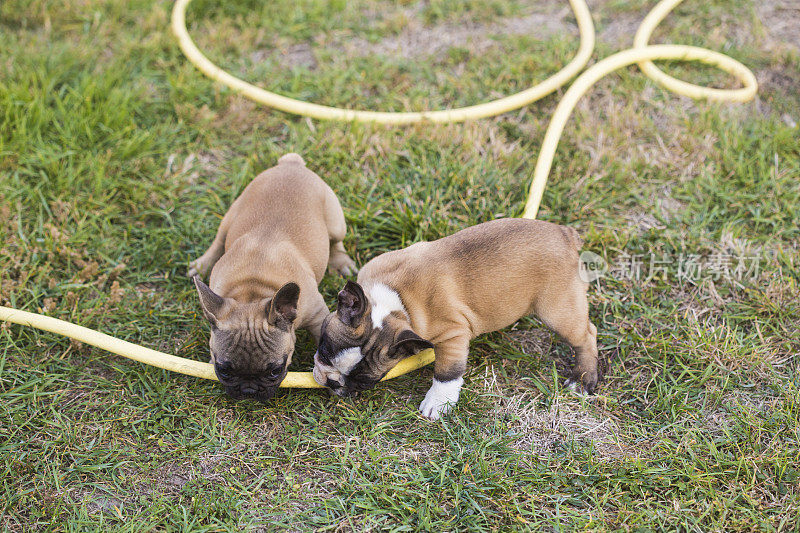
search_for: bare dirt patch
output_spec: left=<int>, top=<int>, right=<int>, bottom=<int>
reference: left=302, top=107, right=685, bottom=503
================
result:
left=262, top=1, right=571, bottom=70
left=481, top=366, right=634, bottom=459
left=342, top=6, right=572, bottom=61
left=755, top=0, right=800, bottom=53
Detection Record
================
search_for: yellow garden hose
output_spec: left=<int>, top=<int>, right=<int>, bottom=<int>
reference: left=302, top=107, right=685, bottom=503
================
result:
left=0, top=0, right=757, bottom=388
left=521, top=44, right=756, bottom=218
left=170, top=0, right=596, bottom=124
left=0, top=306, right=433, bottom=387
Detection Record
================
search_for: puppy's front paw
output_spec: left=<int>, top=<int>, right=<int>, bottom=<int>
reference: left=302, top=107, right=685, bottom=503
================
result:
left=419, top=378, right=463, bottom=421
left=419, top=396, right=452, bottom=420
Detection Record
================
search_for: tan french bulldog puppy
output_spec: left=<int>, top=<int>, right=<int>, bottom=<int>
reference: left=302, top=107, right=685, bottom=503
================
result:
left=312, top=218, right=599, bottom=420
left=189, top=153, right=356, bottom=402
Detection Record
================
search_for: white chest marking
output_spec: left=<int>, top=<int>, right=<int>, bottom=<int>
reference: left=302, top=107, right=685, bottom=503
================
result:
left=369, top=283, right=406, bottom=329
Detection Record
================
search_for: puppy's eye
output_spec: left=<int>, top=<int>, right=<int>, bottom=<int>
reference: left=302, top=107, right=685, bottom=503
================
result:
left=268, top=367, right=283, bottom=380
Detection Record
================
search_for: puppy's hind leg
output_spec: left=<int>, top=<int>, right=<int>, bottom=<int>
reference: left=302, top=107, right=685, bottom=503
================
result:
left=305, top=292, right=330, bottom=346
left=188, top=195, right=249, bottom=278
left=534, top=283, right=600, bottom=394
left=188, top=222, right=228, bottom=279
left=323, top=187, right=357, bottom=277
left=420, top=334, right=470, bottom=421
left=563, top=320, right=599, bottom=395
left=328, top=241, right=357, bottom=277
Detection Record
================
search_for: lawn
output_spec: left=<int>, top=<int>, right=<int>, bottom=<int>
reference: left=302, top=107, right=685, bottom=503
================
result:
left=1, top=0, right=799, bottom=530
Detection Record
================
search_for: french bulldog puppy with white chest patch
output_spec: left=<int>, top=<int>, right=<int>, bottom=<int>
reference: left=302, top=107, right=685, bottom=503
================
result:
left=189, top=153, right=356, bottom=402
left=312, top=218, right=599, bottom=420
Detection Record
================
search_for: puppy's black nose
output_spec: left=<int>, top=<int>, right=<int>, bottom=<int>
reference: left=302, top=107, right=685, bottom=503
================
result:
left=215, top=361, right=233, bottom=381
left=326, top=378, right=342, bottom=390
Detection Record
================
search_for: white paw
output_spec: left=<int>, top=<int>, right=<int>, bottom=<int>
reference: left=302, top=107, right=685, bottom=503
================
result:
left=564, top=378, right=588, bottom=397
left=419, top=378, right=463, bottom=421
left=419, top=396, right=452, bottom=420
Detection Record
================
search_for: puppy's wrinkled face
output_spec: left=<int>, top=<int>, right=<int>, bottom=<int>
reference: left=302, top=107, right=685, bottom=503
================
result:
left=194, top=276, right=299, bottom=402
left=313, top=281, right=433, bottom=396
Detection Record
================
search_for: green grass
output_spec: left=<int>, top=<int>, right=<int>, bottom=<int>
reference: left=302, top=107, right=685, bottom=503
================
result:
left=2, top=0, right=799, bottom=530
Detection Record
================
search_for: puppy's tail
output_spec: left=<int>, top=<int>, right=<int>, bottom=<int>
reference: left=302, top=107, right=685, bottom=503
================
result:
left=278, top=152, right=306, bottom=166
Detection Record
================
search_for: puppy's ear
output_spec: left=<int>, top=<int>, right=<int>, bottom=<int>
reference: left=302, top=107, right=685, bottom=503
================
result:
left=268, top=282, right=300, bottom=329
left=337, top=280, right=367, bottom=327
left=193, top=275, right=224, bottom=326
left=391, top=329, right=434, bottom=358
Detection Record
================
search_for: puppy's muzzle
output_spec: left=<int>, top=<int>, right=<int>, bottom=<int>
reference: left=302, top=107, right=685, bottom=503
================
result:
left=223, top=387, right=276, bottom=403
left=218, top=366, right=284, bottom=403
left=313, top=352, right=350, bottom=396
